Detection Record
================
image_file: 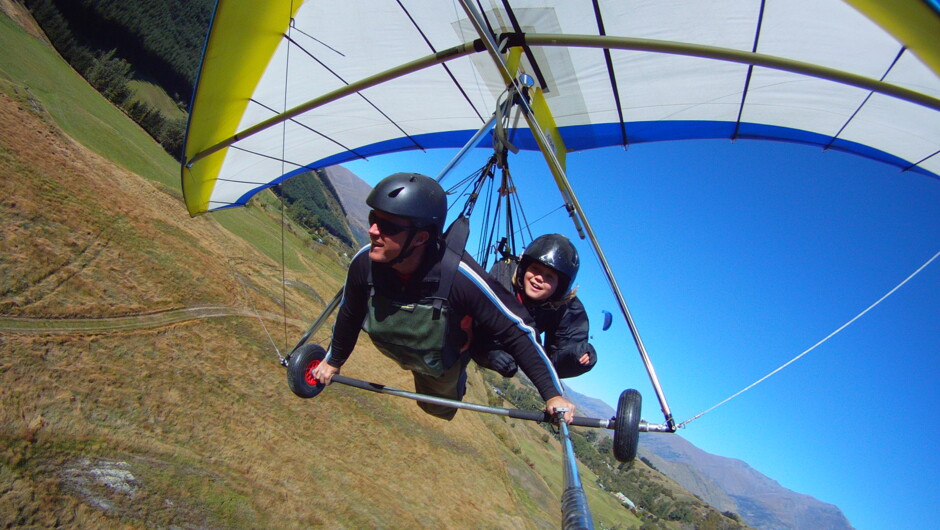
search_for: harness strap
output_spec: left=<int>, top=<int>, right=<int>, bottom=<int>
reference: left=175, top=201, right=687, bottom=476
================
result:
left=365, top=216, right=471, bottom=310
left=432, top=216, right=470, bottom=316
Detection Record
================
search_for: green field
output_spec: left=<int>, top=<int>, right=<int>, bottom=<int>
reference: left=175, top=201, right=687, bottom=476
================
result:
left=0, top=14, right=350, bottom=286
left=127, top=78, right=188, bottom=121
left=0, top=14, right=178, bottom=191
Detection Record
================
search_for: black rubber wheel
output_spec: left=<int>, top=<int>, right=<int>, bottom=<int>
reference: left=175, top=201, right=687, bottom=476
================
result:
left=286, top=343, right=328, bottom=398
left=613, top=388, right=641, bottom=462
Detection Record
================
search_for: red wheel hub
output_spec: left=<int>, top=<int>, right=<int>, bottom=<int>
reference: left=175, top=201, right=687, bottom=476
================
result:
left=305, top=359, right=321, bottom=386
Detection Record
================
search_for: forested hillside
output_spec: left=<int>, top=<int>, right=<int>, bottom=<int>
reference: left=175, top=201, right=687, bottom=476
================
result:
left=21, top=0, right=212, bottom=157
left=24, top=0, right=211, bottom=98
left=322, top=165, right=373, bottom=247
left=274, top=169, right=359, bottom=249
left=1, top=5, right=751, bottom=527
left=483, top=371, right=748, bottom=529
left=19, top=0, right=359, bottom=252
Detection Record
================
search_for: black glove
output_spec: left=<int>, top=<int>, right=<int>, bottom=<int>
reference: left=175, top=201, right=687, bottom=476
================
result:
left=487, top=349, right=518, bottom=378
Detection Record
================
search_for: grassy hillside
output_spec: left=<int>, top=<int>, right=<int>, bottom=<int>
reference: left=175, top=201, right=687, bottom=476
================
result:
left=13, top=0, right=361, bottom=253
left=126, top=78, right=187, bottom=122
left=0, top=12, right=177, bottom=191
left=274, top=169, right=360, bottom=250
left=0, top=10, right=745, bottom=529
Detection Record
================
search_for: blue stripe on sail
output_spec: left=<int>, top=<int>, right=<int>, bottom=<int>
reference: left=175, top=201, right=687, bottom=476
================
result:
left=226, top=121, right=938, bottom=210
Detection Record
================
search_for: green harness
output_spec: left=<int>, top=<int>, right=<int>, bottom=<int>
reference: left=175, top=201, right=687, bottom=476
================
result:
left=362, top=217, right=469, bottom=378
left=364, top=295, right=450, bottom=377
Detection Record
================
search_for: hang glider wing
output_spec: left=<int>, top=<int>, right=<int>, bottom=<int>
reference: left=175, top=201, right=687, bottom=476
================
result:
left=182, top=0, right=940, bottom=216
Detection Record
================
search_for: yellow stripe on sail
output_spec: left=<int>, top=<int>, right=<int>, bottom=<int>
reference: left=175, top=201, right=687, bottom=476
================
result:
left=504, top=47, right=568, bottom=180
left=182, top=0, right=304, bottom=216
left=506, top=46, right=523, bottom=76
left=844, top=0, right=940, bottom=77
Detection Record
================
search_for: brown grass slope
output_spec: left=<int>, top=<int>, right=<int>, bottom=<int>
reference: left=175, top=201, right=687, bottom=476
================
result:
left=0, top=21, right=643, bottom=529
left=0, top=91, right=516, bottom=529
left=0, top=86, right=560, bottom=529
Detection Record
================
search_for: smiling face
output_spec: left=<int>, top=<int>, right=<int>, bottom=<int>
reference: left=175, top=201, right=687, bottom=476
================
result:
left=521, top=261, right=559, bottom=302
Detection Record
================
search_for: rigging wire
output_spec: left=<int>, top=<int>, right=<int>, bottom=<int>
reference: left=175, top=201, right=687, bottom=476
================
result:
left=440, top=86, right=524, bottom=266
left=441, top=153, right=568, bottom=268
left=507, top=170, right=535, bottom=242
left=677, top=248, right=940, bottom=429
left=279, top=203, right=288, bottom=356
left=478, top=167, right=497, bottom=262
left=234, top=261, right=285, bottom=363
left=275, top=2, right=295, bottom=360
left=512, top=203, right=567, bottom=235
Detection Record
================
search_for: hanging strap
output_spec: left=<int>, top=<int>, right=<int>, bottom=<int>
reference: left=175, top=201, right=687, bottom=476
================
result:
left=364, top=215, right=470, bottom=315
left=492, top=93, right=520, bottom=169
left=432, top=215, right=470, bottom=315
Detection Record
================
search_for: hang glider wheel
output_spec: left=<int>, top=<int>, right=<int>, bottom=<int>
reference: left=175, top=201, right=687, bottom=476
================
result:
left=613, top=389, right=642, bottom=462
left=287, top=343, right=328, bottom=398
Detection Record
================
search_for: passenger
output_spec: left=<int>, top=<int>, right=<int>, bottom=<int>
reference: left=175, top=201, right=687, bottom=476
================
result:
left=472, top=234, right=597, bottom=379
left=312, top=173, right=575, bottom=423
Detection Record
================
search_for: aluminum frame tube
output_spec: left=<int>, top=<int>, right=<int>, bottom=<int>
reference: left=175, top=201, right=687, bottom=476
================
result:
left=186, top=41, right=482, bottom=168
left=288, top=288, right=343, bottom=356
left=559, top=419, right=594, bottom=530
left=186, top=28, right=940, bottom=173
left=456, top=0, right=677, bottom=430
left=522, top=33, right=940, bottom=112
left=639, top=421, right=675, bottom=433
left=435, top=114, right=497, bottom=183
left=329, top=375, right=612, bottom=429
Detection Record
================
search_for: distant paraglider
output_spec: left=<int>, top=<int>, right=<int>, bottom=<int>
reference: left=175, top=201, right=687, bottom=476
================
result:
left=601, top=310, right=613, bottom=331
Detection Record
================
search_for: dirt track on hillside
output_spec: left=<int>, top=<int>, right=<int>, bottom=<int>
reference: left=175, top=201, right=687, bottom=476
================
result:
left=0, top=305, right=305, bottom=334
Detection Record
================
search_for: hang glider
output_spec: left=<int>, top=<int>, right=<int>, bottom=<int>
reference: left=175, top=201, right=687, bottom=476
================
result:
left=182, top=0, right=940, bottom=217
left=181, top=6, right=940, bottom=520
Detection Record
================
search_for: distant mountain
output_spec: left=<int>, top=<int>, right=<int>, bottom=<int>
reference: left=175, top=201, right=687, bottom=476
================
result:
left=323, top=165, right=371, bottom=246
left=564, top=391, right=853, bottom=530
left=564, top=385, right=618, bottom=423
left=639, top=434, right=853, bottom=530
left=635, top=433, right=738, bottom=513
left=274, top=169, right=358, bottom=248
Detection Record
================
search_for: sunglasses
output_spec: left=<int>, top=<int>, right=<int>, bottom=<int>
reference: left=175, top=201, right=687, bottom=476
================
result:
left=368, top=210, right=413, bottom=236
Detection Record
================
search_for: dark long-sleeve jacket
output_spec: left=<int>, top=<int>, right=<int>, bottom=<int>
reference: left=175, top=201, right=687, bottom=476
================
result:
left=528, top=296, right=597, bottom=378
left=478, top=260, right=597, bottom=378
left=325, top=245, right=564, bottom=401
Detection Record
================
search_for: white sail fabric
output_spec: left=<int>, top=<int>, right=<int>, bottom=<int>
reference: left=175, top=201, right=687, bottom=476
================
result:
left=182, top=0, right=940, bottom=215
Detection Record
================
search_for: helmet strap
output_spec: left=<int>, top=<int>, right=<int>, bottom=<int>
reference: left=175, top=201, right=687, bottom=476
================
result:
left=387, top=228, right=436, bottom=268
left=386, top=230, right=417, bottom=267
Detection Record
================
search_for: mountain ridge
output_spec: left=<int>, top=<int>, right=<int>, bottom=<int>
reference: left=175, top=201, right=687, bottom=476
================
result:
left=323, top=165, right=371, bottom=246
left=2, top=6, right=845, bottom=527
left=563, top=389, right=853, bottom=530
left=324, top=167, right=852, bottom=528
left=639, top=433, right=853, bottom=529
left=273, top=168, right=359, bottom=249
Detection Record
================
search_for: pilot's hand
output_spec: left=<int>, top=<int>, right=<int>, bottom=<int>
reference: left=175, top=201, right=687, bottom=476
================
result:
left=312, top=361, right=339, bottom=385
left=546, top=396, right=575, bottom=424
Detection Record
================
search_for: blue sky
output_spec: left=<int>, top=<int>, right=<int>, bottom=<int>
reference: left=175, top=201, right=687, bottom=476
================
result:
left=345, top=138, right=940, bottom=530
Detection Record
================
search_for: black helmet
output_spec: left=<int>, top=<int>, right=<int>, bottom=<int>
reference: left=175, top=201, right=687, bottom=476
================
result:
left=366, top=173, right=447, bottom=236
left=516, top=234, right=579, bottom=301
